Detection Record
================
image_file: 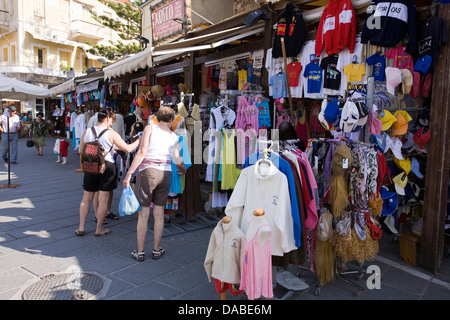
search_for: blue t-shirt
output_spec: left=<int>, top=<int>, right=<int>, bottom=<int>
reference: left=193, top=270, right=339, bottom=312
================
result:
left=366, top=53, right=386, bottom=81
left=303, top=61, right=322, bottom=93
left=269, top=73, right=287, bottom=99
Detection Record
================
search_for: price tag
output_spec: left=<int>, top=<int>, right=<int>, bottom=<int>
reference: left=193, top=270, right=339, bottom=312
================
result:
left=342, top=158, right=348, bottom=169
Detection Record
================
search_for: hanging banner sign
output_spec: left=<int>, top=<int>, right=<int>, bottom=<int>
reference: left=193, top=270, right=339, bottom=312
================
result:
left=151, top=0, right=185, bottom=42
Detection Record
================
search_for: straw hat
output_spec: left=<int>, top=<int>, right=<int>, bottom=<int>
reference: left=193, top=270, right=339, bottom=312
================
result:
left=151, top=85, right=164, bottom=98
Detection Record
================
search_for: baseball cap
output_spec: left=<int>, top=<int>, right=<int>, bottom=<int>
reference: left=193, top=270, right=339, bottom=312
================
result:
left=318, top=99, right=332, bottom=130
left=378, top=109, right=397, bottom=131
left=401, top=69, right=413, bottom=95
left=414, top=54, right=432, bottom=75
left=380, top=187, right=398, bottom=216
left=411, top=157, right=424, bottom=179
left=385, top=67, right=403, bottom=96
left=394, top=156, right=411, bottom=174
left=339, top=100, right=359, bottom=133
left=413, top=127, right=431, bottom=150
left=388, top=136, right=404, bottom=160
left=391, top=113, right=408, bottom=136
left=323, top=98, right=340, bottom=128
left=393, top=171, right=408, bottom=196
left=9, top=106, right=16, bottom=112
left=371, top=133, right=389, bottom=153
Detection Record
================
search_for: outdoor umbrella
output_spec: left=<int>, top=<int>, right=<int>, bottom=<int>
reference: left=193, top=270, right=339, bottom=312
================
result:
left=0, top=74, right=50, bottom=188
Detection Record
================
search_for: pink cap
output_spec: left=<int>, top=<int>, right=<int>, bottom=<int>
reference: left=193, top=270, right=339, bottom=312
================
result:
left=385, top=67, right=402, bottom=96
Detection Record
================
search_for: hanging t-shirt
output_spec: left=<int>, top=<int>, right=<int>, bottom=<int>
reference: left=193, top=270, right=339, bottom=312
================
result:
left=287, top=61, right=303, bottom=87
left=247, top=57, right=254, bottom=83
left=385, top=46, right=414, bottom=72
left=417, top=15, right=448, bottom=62
left=343, top=63, right=366, bottom=84
left=303, top=60, right=322, bottom=93
left=219, top=64, right=227, bottom=90
left=238, top=69, right=247, bottom=91
left=366, top=53, right=386, bottom=81
left=269, top=73, right=287, bottom=99
left=320, top=54, right=341, bottom=91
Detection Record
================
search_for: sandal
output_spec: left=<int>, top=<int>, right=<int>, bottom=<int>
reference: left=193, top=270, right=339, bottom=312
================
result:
left=152, top=247, right=165, bottom=260
left=94, top=228, right=111, bottom=237
left=75, top=229, right=85, bottom=236
left=106, top=213, right=119, bottom=220
left=131, top=250, right=145, bottom=262
left=94, top=217, right=108, bottom=225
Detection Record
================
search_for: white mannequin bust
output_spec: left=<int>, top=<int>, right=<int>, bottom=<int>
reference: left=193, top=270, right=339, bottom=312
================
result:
left=246, top=209, right=272, bottom=245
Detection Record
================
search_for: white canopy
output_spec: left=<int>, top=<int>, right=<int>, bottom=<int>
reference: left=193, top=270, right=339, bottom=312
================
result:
left=103, top=47, right=152, bottom=81
left=0, top=74, right=50, bottom=100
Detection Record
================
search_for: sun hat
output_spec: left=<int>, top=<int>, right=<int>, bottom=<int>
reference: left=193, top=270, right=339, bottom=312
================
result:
left=339, top=100, right=359, bottom=133
left=393, top=171, right=408, bottom=195
left=378, top=109, right=397, bottom=131
left=413, top=127, right=431, bottom=150
left=380, top=187, right=398, bottom=216
left=151, top=85, right=165, bottom=98
left=137, top=94, right=147, bottom=107
left=410, top=157, right=424, bottom=179
left=401, top=69, right=413, bottom=95
left=393, top=156, right=411, bottom=174
left=317, top=210, right=334, bottom=241
left=385, top=67, right=403, bottom=96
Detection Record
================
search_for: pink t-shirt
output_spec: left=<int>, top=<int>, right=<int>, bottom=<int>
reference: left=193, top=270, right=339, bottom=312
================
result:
left=239, top=223, right=273, bottom=300
left=385, top=46, right=414, bottom=72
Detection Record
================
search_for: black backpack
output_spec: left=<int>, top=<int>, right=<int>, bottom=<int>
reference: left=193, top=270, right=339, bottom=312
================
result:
left=81, top=128, right=110, bottom=175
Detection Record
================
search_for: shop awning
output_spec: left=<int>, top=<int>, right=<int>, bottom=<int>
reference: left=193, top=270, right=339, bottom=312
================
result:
left=103, top=47, right=153, bottom=81
left=49, top=79, right=76, bottom=97
left=151, top=23, right=265, bottom=57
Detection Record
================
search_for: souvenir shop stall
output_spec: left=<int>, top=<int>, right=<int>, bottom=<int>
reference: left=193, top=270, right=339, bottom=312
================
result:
left=202, top=0, right=449, bottom=299
left=124, top=80, right=204, bottom=218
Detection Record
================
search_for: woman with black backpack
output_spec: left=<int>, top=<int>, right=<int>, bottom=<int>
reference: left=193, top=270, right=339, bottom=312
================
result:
left=75, top=109, right=140, bottom=237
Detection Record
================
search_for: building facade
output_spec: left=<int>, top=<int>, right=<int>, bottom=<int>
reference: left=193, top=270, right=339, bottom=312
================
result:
left=0, top=0, right=136, bottom=114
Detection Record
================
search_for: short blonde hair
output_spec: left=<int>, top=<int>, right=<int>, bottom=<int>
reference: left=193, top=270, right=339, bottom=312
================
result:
left=156, top=106, right=175, bottom=122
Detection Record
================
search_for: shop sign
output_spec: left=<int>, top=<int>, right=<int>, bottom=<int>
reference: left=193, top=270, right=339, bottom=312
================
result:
left=151, top=0, right=185, bottom=42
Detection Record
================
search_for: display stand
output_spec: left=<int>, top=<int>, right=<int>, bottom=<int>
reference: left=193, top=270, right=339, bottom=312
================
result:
left=1, top=114, right=21, bottom=189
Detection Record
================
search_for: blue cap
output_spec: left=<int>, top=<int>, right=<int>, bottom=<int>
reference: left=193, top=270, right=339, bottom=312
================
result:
left=414, top=54, right=432, bottom=75
left=380, top=187, right=398, bottom=216
left=323, top=98, right=340, bottom=126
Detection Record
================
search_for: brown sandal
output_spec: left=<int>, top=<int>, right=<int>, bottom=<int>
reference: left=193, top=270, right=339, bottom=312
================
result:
left=94, top=228, right=111, bottom=237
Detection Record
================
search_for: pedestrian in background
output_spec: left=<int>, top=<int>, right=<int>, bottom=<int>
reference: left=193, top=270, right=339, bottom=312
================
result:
left=28, top=112, right=48, bottom=156
left=0, top=106, right=21, bottom=164
left=75, top=109, right=140, bottom=237
left=123, top=106, right=186, bottom=261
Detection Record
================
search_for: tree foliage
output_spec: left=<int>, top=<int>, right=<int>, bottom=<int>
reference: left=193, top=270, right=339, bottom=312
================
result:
left=86, top=0, right=144, bottom=62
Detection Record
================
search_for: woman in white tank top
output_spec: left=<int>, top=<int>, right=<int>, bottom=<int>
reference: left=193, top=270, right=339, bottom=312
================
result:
left=124, top=106, right=186, bottom=261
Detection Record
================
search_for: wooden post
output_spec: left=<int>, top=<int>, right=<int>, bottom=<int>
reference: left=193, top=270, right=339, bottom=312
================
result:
left=419, top=3, right=450, bottom=272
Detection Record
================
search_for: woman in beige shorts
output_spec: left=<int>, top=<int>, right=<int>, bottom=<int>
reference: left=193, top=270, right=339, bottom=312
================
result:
left=123, top=106, right=186, bottom=261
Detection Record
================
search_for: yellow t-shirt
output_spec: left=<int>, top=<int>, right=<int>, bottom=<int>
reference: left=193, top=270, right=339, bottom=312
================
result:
left=343, top=63, right=366, bottom=83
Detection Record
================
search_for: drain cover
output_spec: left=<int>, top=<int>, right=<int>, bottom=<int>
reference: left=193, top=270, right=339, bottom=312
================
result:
left=22, top=272, right=104, bottom=300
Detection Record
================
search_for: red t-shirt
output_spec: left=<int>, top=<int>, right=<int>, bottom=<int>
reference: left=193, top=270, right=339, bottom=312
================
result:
left=287, top=62, right=303, bottom=87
